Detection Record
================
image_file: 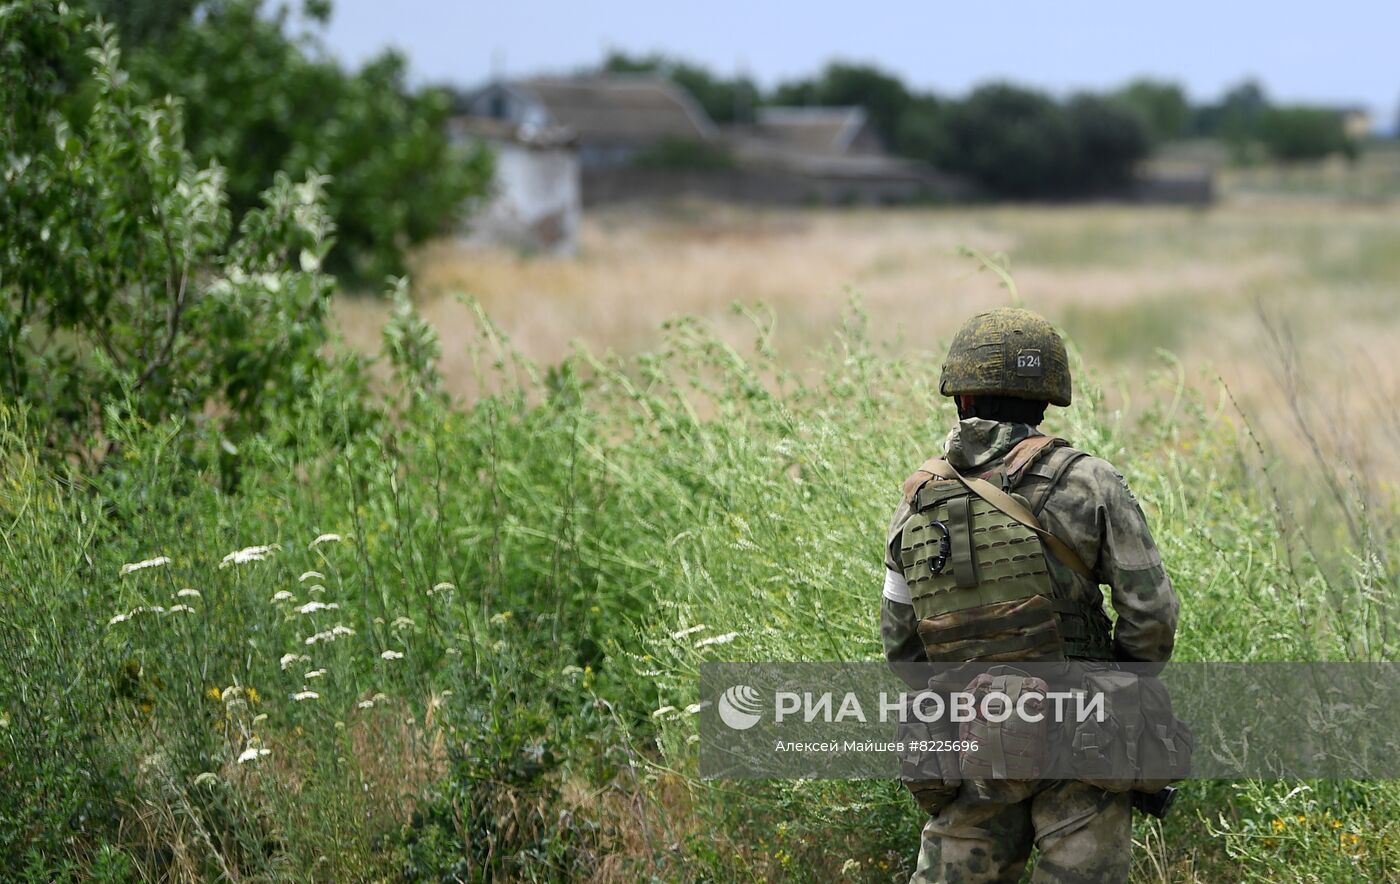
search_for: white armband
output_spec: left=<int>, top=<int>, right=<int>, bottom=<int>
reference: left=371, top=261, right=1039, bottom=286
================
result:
left=882, top=568, right=912, bottom=605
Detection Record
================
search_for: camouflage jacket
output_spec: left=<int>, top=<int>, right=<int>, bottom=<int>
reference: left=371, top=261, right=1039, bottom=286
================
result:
left=881, top=418, right=1179, bottom=666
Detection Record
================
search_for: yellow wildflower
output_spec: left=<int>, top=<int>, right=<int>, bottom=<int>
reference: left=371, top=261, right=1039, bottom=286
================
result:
left=1270, top=819, right=1286, bottom=834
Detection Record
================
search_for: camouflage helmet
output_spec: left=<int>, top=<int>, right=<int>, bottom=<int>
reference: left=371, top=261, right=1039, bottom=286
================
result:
left=939, top=308, right=1072, bottom=407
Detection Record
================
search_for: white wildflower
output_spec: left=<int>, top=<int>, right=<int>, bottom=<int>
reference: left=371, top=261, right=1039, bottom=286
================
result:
left=292, top=690, right=319, bottom=701
left=652, top=705, right=678, bottom=718
left=220, top=544, right=276, bottom=567
left=297, top=601, right=339, bottom=614
left=390, top=616, right=414, bottom=630
left=309, top=533, right=342, bottom=548
left=307, top=584, right=326, bottom=594
left=445, top=647, right=460, bottom=656
left=331, top=624, right=356, bottom=636
left=380, top=650, right=404, bottom=661
left=694, top=631, right=739, bottom=648
left=357, top=699, right=375, bottom=709
left=298, top=571, right=325, bottom=583
left=192, top=771, right=219, bottom=787
left=686, top=734, right=700, bottom=745
left=176, top=588, right=201, bottom=599
left=220, top=686, right=243, bottom=702
left=430, top=582, right=455, bottom=593
left=271, top=590, right=295, bottom=603
left=304, top=668, right=326, bottom=679
left=166, top=604, right=196, bottom=614
left=561, top=665, right=583, bottom=677
left=120, top=556, right=171, bottom=576
left=280, top=653, right=308, bottom=670
left=112, top=606, right=165, bottom=625
left=236, top=746, right=271, bottom=764
left=670, top=624, right=707, bottom=640
left=304, top=630, right=333, bottom=645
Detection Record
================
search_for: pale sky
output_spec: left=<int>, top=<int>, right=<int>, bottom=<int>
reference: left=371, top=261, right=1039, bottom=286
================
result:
left=317, top=1, right=1398, bottom=131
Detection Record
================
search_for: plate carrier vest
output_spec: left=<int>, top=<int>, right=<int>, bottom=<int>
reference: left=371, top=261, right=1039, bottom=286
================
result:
left=897, top=435, right=1114, bottom=663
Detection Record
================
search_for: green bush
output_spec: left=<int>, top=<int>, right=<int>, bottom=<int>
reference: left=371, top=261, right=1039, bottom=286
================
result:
left=935, top=83, right=1081, bottom=197
left=1259, top=106, right=1359, bottom=162
left=931, top=84, right=1152, bottom=198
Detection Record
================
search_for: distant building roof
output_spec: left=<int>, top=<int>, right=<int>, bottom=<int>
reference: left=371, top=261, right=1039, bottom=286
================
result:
left=497, top=76, right=718, bottom=144
left=752, top=106, right=878, bottom=155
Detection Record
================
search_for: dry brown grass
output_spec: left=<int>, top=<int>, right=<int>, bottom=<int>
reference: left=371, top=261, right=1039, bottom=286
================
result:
left=334, top=199, right=1400, bottom=477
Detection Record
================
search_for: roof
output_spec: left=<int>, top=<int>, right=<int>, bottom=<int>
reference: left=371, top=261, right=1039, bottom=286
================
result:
left=753, top=106, right=874, bottom=155
left=512, top=76, right=718, bottom=144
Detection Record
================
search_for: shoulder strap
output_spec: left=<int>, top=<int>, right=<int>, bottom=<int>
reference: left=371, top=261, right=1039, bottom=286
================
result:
left=1001, top=434, right=1061, bottom=482
left=1022, top=445, right=1088, bottom=516
left=915, top=455, right=1096, bottom=581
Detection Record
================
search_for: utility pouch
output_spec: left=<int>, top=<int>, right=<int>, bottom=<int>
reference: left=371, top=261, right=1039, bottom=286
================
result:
left=1069, top=668, right=1193, bottom=793
left=958, top=668, right=1052, bottom=780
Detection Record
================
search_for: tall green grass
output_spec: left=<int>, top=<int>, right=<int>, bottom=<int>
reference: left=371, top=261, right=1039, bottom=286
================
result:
left=1, top=300, right=1396, bottom=881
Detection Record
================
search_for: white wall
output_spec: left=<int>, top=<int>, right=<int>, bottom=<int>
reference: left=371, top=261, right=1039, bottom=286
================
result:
left=464, top=139, right=580, bottom=256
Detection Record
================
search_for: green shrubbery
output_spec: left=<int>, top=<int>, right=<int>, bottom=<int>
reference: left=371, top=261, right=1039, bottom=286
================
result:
left=4, top=8, right=1399, bottom=881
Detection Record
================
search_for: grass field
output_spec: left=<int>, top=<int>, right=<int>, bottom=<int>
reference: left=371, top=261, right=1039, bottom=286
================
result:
left=337, top=198, right=1400, bottom=483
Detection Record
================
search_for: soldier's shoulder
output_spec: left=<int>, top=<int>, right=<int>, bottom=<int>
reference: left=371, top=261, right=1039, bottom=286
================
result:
left=1052, top=448, right=1143, bottom=508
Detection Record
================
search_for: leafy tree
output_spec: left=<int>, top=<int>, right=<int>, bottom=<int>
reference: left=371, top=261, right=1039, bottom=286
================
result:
left=1114, top=78, right=1189, bottom=144
left=0, top=4, right=341, bottom=463
left=1190, top=79, right=1270, bottom=162
left=85, top=0, right=491, bottom=285
left=1258, top=106, right=1358, bottom=161
left=771, top=62, right=912, bottom=145
left=601, top=51, right=759, bottom=124
left=1066, top=93, right=1152, bottom=190
left=933, top=83, right=1081, bottom=197
left=894, top=94, right=948, bottom=161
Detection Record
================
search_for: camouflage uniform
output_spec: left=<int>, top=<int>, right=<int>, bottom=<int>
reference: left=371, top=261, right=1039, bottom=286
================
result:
left=883, top=418, right=1179, bottom=883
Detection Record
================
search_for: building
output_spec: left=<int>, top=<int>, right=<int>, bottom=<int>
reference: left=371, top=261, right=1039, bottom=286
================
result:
left=459, top=76, right=970, bottom=208
left=462, top=76, right=718, bottom=169
left=749, top=106, right=885, bottom=157
left=1337, top=107, right=1374, bottom=141
left=449, top=117, right=579, bottom=255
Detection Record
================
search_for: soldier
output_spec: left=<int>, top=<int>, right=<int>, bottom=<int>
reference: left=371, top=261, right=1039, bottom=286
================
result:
left=881, top=307, right=1179, bottom=884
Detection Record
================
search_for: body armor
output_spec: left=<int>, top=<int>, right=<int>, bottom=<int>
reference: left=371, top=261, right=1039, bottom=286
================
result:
left=897, top=436, right=1113, bottom=663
